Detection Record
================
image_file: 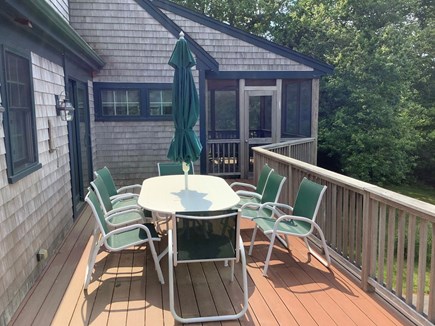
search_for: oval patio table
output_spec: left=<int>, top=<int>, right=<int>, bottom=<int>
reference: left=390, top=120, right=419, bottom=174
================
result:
left=138, top=174, right=240, bottom=214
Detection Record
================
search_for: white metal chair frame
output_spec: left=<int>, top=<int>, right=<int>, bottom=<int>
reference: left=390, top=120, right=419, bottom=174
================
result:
left=84, top=189, right=165, bottom=290
left=239, top=171, right=287, bottom=220
left=90, top=177, right=148, bottom=228
left=249, top=179, right=330, bottom=276
left=168, top=210, right=249, bottom=323
left=94, top=166, right=141, bottom=201
left=230, top=163, right=273, bottom=202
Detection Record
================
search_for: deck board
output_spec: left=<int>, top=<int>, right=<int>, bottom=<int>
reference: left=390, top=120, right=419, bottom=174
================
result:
left=10, top=187, right=413, bottom=326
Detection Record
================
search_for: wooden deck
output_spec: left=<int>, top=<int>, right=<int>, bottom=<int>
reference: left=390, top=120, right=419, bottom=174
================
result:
left=9, top=202, right=412, bottom=325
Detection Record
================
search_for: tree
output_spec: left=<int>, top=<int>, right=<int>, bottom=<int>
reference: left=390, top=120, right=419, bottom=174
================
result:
left=172, top=0, right=434, bottom=185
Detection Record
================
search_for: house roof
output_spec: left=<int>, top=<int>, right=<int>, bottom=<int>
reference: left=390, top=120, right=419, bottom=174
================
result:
left=135, top=0, right=219, bottom=71
left=146, top=0, right=334, bottom=76
left=2, top=0, right=105, bottom=71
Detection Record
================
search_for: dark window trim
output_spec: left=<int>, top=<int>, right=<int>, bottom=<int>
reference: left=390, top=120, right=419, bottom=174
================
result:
left=1, top=45, right=41, bottom=183
left=94, top=82, right=174, bottom=121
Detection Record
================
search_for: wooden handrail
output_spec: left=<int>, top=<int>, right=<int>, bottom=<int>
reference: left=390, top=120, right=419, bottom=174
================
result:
left=254, top=144, right=435, bottom=325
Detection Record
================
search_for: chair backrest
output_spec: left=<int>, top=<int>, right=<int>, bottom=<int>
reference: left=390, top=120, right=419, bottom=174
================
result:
left=157, top=161, right=194, bottom=176
left=172, top=209, right=240, bottom=265
left=261, top=171, right=287, bottom=204
left=90, top=175, right=114, bottom=214
left=94, top=166, right=118, bottom=197
left=293, top=178, right=327, bottom=223
left=255, top=164, right=274, bottom=196
left=85, top=187, right=109, bottom=235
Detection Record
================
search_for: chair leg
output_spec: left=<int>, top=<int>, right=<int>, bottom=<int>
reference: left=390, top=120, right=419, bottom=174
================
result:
left=84, top=235, right=100, bottom=290
left=230, top=260, right=235, bottom=282
left=263, top=233, right=277, bottom=276
left=168, top=232, right=249, bottom=323
left=304, top=226, right=331, bottom=267
left=248, top=226, right=258, bottom=255
left=148, top=240, right=165, bottom=284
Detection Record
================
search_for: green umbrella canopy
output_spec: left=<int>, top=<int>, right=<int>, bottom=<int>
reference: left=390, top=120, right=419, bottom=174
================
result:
left=167, top=32, right=202, bottom=165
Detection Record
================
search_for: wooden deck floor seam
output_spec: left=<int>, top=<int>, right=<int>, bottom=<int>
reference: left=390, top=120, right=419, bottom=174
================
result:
left=9, top=194, right=413, bottom=326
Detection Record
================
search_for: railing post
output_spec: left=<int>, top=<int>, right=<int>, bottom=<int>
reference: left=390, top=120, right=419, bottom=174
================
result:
left=361, top=190, right=375, bottom=292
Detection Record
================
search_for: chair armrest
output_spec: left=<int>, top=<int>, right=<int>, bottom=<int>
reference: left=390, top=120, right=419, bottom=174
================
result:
left=117, top=184, right=142, bottom=193
left=236, top=190, right=262, bottom=200
left=230, top=182, right=256, bottom=191
left=258, top=202, right=293, bottom=218
left=105, top=208, right=142, bottom=220
left=110, top=193, right=139, bottom=202
left=105, top=205, right=144, bottom=218
left=103, top=223, right=158, bottom=251
left=273, top=214, right=317, bottom=235
left=240, top=201, right=262, bottom=210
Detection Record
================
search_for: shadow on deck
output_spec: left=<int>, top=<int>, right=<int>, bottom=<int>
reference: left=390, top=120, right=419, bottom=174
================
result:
left=9, top=183, right=412, bottom=326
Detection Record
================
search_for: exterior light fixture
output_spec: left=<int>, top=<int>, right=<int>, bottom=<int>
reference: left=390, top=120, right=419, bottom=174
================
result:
left=55, top=93, right=75, bottom=121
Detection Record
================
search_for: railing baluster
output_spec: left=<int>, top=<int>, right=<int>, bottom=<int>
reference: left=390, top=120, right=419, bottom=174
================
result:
left=377, top=203, right=386, bottom=284
left=406, top=215, right=416, bottom=306
left=396, top=211, right=406, bottom=297
left=386, top=207, right=395, bottom=290
left=343, top=188, right=350, bottom=259
left=349, top=192, right=356, bottom=263
left=253, top=144, right=435, bottom=325
left=355, top=194, right=363, bottom=267
left=416, top=220, right=428, bottom=313
left=428, top=224, right=435, bottom=322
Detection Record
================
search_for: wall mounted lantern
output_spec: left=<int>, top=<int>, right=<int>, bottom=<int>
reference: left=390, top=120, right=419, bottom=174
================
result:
left=55, top=93, right=75, bottom=121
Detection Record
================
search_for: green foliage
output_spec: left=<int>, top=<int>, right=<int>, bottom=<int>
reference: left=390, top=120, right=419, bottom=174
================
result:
left=172, top=0, right=434, bottom=186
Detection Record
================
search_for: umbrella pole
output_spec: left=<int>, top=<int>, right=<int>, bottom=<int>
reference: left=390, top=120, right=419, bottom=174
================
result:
left=182, top=162, right=190, bottom=190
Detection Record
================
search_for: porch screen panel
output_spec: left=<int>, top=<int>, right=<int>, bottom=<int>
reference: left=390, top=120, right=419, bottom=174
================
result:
left=249, top=95, right=272, bottom=138
left=282, top=80, right=312, bottom=137
left=208, top=90, right=238, bottom=139
left=207, top=80, right=240, bottom=175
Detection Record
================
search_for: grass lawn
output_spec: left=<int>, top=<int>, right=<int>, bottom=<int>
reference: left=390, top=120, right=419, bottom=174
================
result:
left=386, top=183, right=435, bottom=205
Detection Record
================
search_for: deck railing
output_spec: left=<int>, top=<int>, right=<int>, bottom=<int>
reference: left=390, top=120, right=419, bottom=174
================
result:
left=254, top=145, right=435, bottom=326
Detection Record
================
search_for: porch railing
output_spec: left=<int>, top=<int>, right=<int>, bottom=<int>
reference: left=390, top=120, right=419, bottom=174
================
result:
left=207, top=138, right=315, bottom=176
left=254, top=145, right=435, bottom=326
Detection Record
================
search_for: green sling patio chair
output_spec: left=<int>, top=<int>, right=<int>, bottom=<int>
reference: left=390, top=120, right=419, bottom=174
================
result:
left=155, top=161, right=194, bottom=232
left=91, top=175, right=151, bottom=228
left=168, top=209, right=248, bottom=323
left=157, top=161, right=194, bottom=176
left=231, top=163, right=274, bottom=206
left=84, top=187, right=164, bottom=290
left=248, top=177, right=330, bottom=276
left=94, top=166, right=141, bottom=201
left=240, top=171, right=287, bottom=221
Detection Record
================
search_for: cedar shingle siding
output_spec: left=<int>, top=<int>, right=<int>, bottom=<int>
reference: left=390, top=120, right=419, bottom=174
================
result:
left=162, top=10, right=313, bottom=72
left=0, top=53, right=74, bottom=325
left=0, top=1, right=332, bottom=324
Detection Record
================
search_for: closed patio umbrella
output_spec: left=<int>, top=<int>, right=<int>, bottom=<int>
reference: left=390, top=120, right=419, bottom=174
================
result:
left=167, top=31, right=202, bottom=189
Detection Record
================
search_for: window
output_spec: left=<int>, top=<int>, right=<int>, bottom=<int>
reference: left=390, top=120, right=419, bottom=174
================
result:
left=2, top=49, right=40, bottom=183
left=102, top=89, right=140, bottom=116
left=281, top=80, right=312, bottom=138
left=207, top=80, right=239, bottom=139
left=94, top=83, right=172, bottom=120
left=149, top=89, right=172, bottom=116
